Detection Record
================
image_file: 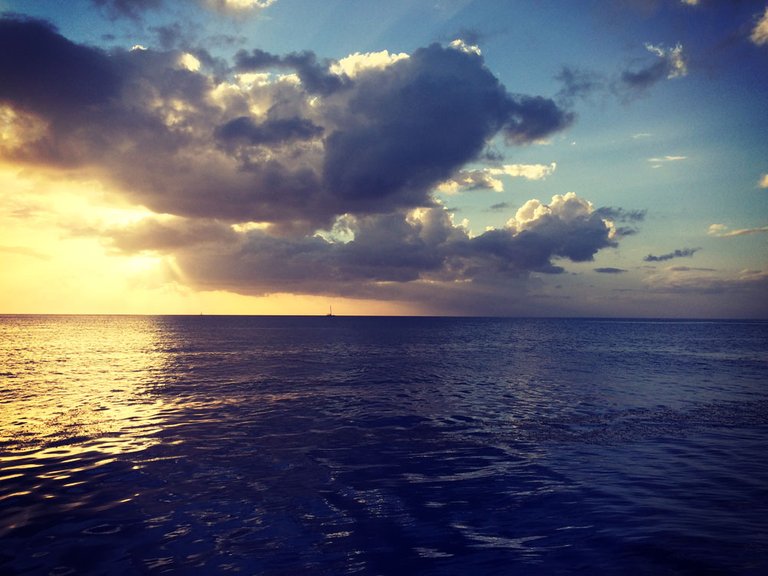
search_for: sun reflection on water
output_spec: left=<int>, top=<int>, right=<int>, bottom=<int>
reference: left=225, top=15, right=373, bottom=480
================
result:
left=1, top=315, right=169, bottom=455
left=0, top=315, right=173, bottom=534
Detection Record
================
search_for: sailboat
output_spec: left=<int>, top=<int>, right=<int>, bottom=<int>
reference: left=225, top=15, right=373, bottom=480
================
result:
left=326, top=305, right=334, bottom=317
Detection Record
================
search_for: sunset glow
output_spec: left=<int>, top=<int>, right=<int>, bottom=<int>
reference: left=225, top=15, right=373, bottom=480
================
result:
left=1, top=1, right=766, bottom=317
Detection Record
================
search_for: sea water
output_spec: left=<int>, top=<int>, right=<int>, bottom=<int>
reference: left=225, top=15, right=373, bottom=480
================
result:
left=1, top=315, right=767, bottom=575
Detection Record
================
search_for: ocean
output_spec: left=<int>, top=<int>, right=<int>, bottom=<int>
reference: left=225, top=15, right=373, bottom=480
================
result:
left=1, top=315, right=767, bottom=575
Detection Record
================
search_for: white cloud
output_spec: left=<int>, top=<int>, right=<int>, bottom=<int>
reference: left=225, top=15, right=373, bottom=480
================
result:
left=648, top=155, right=687, bottom=162
left=680, top=0, right=699, bottom=6
left=449, top=39, right=482, bottom=56
left=436, top=172, right=502, bottom=194
left=178, top=52, right=201, bottom=72
left=489, top=162, right=557, bottom=180
left=648, top=154, right=687, bottom=168
left=751, top=7, right=768, bottom=46
left=507, top=192, right=594, bottom=232
left=708, top=223, right=768, bottom=237
left=759, top=173, right=768, bottom=189
left=436, top=163, right=556, bottom=194
left=207, top=0, right=276, bottom=10
left=645, top=42, right=687, bottom=78
left=330, top=50, right=410, bottom=78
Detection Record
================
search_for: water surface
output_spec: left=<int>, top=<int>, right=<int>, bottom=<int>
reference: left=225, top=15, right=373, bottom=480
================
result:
left=1, top=315, right=767, bottom=574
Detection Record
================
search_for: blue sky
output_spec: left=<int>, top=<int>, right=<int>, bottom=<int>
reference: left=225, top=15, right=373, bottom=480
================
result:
left=1, top=0, right=767, bottom=316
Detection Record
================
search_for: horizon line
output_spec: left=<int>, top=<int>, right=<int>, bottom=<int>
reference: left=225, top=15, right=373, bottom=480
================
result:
left=1, top=313, right=766, bottom=322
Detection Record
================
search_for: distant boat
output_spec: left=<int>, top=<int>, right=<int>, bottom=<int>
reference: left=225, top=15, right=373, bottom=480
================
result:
left=326, top=305, right=334, bottom=317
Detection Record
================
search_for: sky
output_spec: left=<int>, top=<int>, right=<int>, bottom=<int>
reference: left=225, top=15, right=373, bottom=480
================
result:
left=1, top=0, right=767, bottom=317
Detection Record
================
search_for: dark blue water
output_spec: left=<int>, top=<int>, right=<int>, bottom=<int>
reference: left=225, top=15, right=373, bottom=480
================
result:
left=1, top=315, right=767, bottom=575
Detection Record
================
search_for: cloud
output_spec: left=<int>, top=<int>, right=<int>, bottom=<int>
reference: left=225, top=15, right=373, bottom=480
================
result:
left=100, top=192, right=620, bottom=299
left=502, top=95, right=574, bottom=144
left=207, top=0, right=277, bottom=11
left=436, top=163, right=556, bottom=194
left=558, top=42, right=687, bottom=107
left=644, top=247, right=700, bottom=262
left=107, top=218, right=239, bottom=253
left=595, top=207, right=647, bottom=222
left=648, top=154, right=687, bottom=168
left=644, top=267, right=768, bottom=296
left=491, top=163, right=557, bottom=180
left=555, top=66, right=604, bottom=106
left=216, top=116, right=324, bottom=146
left=0, top=19, right=574, bottom=232
left=594, top=267, right=627, bottom=274
left=667, top=266, right=716, bottom=272
left=1, top=16, right=618, bottom=310
left=489, top=202, right=510, bottom=211
left=0, top=17, right=121, bottom=120
left=90, top=0, right=275, bottom=19
left=504, top=192, right=618, bottom=263
left=751, top=7, right=768, bottom=46
left=619, top=42, right=687, bottom=98
left=321, top=43, right=572, bottom=215
left=330, top=50, right=410, bottom=77
left=595, top=206, right=646, bottom=237
left=234, top=48, right=349, bottom=95
left=437, top=171, right=504, bottom=194
left=644, top=43, right=687, bottom=79
left=449, top=38, right=482, bottom=56
left=759, top=173, right=768, bottom=188
left=708, top=223, right=768, bottom=237
left=648, top=155, right=687, bottom=163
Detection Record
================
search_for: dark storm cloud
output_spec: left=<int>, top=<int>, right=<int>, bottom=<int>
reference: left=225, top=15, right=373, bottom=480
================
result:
left=216, top=116, right=324, bottom=145
left=233, top=47, right=281, bottom=68
left=0, top=20, right=574, bottom=228
left=322, top=44, right=573, bottom=214
left=335, top=212, right=449, bottom=282
left=644, top=247, right=700, bottom=262
left=617, top=43, right=686, bottom=99
left=155, top=196, right=618, bottom=297
left=594, top=267, right=627, bottom=274
left=503, top=95, right=575, bottom=144
left=466, top=229, right=566, bottom=275
left=0, top=17, right=120, bottom=119
left=620, top=59, right=669, bottom=91
left=1, top=17, right=625, bottom=306
left=234, top=48, right=349, bottom=95
left=517, top=213, right=617, bottom=263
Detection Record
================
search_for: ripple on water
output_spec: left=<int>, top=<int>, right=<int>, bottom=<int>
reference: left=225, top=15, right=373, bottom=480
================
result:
left=1, top=316, right=767, bottom=575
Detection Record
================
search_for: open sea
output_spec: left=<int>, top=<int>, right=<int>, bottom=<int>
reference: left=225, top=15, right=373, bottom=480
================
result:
left=1, top=315, right=767, bottom=575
